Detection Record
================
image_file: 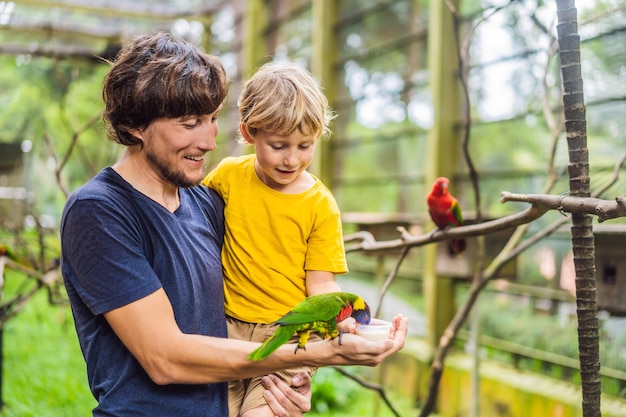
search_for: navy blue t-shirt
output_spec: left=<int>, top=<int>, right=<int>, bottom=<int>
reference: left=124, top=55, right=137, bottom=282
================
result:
left=60, top=167, right=228, bottom=416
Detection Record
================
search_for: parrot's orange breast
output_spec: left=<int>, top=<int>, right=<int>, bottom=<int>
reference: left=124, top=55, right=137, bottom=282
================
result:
left=335, top=303, right=353, bottom=323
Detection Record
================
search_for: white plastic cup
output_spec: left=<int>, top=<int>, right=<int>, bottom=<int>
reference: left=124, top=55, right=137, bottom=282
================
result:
left=355, top=318, right=392, bottom=341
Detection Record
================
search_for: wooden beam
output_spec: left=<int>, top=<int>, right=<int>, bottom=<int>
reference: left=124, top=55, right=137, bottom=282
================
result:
left=0, top=18, right=138, bottom=40
left=0, top=42, right=109, bottom=60
left=7, top=0, right=221, bottom=20
left=0, top=1, right=223, bottom=59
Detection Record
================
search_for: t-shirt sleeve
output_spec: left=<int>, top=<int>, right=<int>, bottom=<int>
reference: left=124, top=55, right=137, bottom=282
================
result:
left=61, top=198, right=162, bottom=315
left=304, top=194, right=348, bottom=275
left=202, top=158, right=232, bottom=198
left=201, top=169, right=218, bottom=189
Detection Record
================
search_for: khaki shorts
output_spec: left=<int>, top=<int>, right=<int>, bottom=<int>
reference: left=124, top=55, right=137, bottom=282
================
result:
left=227, top=316, right=319, bottom=417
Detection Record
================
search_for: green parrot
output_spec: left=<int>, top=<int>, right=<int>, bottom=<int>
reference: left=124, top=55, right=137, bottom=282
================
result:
left=247, top=292, right=371, bottom=361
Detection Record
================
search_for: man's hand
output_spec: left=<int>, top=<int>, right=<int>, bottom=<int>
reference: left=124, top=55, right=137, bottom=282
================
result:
left=336, top=317, right=356, bottom=334
left=325, top=314, right=409, bottom=367
left=263, top=372, right=311, bottom=417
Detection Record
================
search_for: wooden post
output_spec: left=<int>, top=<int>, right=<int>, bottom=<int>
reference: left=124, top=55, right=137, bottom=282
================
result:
left=197, top=13, right=213, bottom=54
left=0, top=256, right=5, bottom=408
left=311, top=0, right=338, bottom=187
left=424, top=0, right=462, bottom=348
left=241, top=0, right=269, bottom=79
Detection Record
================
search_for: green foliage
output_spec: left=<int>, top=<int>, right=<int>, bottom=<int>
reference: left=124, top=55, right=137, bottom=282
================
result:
left=0, top=59, right=48, bottom=144
left=311, top=367, right=356, bottom=413
left=601, top=327, right=626, bottom=371
left=0, top=54, right=116, bottom=219
left=470, top=289, right=626, bottom=396
left=310, top=367, right=421, bottom=416
left=42, top=63, right=119, bottom=194
left=0, top=226, right=60, bottom=272
left=1, top=273, right=95, bottom=416
left=478, top=293, right=580, bottom=357
left=0, top=55, right=105, bottom=145
left=338, top=120, right=428, bottom=213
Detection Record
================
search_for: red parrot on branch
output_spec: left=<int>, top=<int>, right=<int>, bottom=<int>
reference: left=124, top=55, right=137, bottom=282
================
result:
left=427, top=176, right=466, bottom=256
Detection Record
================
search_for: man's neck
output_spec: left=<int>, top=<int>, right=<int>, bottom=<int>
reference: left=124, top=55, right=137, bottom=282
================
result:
left=113, top=151, right=181, bottom=212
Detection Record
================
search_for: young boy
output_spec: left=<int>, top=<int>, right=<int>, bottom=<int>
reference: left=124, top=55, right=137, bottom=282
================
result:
left=202, top=62, right=351, bottom=417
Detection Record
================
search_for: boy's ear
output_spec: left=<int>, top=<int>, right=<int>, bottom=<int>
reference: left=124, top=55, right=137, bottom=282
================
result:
left=239, top=123, right=254, bottom=144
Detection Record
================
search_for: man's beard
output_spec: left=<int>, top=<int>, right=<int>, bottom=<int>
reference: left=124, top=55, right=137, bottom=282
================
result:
left=145, top=148, right=202, bottom=189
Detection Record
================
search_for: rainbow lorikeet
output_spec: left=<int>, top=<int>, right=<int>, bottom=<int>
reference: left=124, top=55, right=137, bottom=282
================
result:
left=0, top=245, right=13, bottom=259
left=248, top=292, right=371, bottom=361
left=427, top=176, right=466, bottom=256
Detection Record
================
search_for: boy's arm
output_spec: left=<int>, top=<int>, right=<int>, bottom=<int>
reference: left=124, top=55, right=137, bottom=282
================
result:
left=305, top=270, right=356, bottom=333
left=304, top=271, right=341, bottom=295
left=305, top=270, right=341, bottom=296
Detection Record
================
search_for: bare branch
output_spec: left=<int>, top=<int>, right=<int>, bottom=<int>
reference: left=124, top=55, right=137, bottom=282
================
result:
left=374, top=245, right=411, bottom=318
left=332, top=367, right=401, bottom=417
left=44, top=111, right=102, bottom=198
left=344, top=230, right=378, bottom=252
left=500, top=192, right=626, bottom=222
left=61, top=112, right=103, bottom=172
left=490, top=149, right=626, bottom=278
left=44, top=132, right=69, bottom=198
left=580, top=4, right=626, bottom=26
left=595, top=152, right=626, bottom=197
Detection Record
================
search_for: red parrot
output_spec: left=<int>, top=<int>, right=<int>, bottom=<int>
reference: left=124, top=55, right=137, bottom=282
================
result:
left=427, top=177, right=466, bottom=256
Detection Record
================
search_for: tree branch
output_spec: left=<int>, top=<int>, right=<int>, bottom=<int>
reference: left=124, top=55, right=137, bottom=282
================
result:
left=345, top=204, right=549, bottom=254
left=500, top=192, right=626, bottom=222
left=374, top=245, right=411, bottom=318
left=332, top=367, right=401, bottom=417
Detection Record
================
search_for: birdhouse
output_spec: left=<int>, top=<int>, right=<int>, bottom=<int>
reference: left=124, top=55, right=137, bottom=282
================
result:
left=594, top=225, right=626, bottom=315
left=434, top=216, right=517, bottom=279
left=0, top=142, right=28, bottom=225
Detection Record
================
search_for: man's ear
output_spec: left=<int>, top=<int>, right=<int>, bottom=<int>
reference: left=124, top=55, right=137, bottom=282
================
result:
left=239, top=123, right=254, bottom=144
left=127, top=128, right=145, bottom=143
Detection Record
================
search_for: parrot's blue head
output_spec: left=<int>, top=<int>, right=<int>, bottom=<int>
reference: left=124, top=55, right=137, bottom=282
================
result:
left=351, top=299, right=371, bottom=325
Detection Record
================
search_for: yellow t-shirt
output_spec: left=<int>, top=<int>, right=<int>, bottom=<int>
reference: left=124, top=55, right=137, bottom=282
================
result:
left=202, top=155, right=348, bottom=323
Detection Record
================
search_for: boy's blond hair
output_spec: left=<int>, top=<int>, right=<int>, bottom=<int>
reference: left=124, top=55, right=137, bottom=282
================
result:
left=238, top=61, right=336, bottom=142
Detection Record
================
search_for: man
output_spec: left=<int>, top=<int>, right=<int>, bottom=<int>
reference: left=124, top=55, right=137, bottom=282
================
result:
left=60, top=32, right=407, bottom=416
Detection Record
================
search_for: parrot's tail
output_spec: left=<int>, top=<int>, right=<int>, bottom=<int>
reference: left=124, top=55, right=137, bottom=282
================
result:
left=448, top=238, right=467, bottom=256
left=248, top=325, right=297, bottom=361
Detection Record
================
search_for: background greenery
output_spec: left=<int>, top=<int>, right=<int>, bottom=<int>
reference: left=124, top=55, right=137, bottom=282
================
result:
left=2, top=272, right=95, bottom=416
left=0, top=0, right=624, bottom=414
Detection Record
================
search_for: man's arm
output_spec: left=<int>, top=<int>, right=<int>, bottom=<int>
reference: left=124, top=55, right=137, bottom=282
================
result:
left=105, top=288, right=408, bottom=385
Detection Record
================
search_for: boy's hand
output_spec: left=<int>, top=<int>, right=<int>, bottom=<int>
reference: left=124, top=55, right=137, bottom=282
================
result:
left=263, top=372, right=311, bottom=416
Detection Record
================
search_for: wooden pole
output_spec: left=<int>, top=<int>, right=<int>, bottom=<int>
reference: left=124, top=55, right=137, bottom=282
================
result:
left=241, top=0, right=269, bottom=79
left=0, top=256, right=6, bottom=408
left=311, top=0, right=339, bottom=187
left=424, top=0, right=462, bottom=348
